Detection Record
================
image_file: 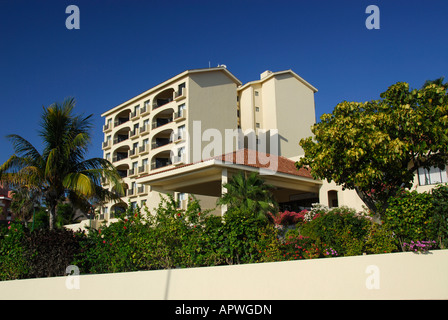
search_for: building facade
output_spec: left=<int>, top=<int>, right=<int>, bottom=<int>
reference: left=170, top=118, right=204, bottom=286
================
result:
left=98, top=67, right=447, bottom=223
left=100, top=67, right=320, bottom=219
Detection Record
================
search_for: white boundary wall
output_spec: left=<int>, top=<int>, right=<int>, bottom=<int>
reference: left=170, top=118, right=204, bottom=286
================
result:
left=1, top=250, right=447, bottom=300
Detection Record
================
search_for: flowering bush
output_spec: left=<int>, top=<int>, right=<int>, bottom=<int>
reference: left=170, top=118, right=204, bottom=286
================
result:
left=268, top=210, right=306, bottom=226
left=402, top=240, right=437, bottom=253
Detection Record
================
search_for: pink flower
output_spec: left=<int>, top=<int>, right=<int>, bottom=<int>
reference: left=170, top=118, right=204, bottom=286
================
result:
left=8, top=226, right=11, bottom=230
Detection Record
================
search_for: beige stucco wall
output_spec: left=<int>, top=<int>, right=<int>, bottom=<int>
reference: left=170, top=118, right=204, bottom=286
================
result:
left=1, top=250, right=447, bottom=300
left=188, top=71, right=238, bottom=161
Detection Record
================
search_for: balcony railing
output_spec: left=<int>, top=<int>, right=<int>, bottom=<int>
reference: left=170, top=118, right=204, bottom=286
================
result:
left=137, top=185, right=147, bottom=195
left=127, top=188, right=137, bottom=197
left=152, top=118, right=172, bottom=130
left=102, top=140, right=111, bottom=149
left=140, top=105, right=150, bottom=116
left=139, top=144, right=149, bottom=155
left=173, top=109, right=186, bottom=122
left=138, top=165, right=148, bottom=175
left=139, top=124, right=149, bottom=135
left=130, top=109, right=139, bottom=119
left=128, top=148, right=138, bottom=158
left=128, top=168, right=137, bottom=177
left=151, top=159, right=172, bottom=170
left=172, top=154, right=186, bottom=165
left=103, top=123, right=112, bottom=132
left=151, top=139, right=172, bottom=150
left=152, top=98, right=173, bottom=110
left=130, top=129, right=139, bottom=139
left=114, top=117, right=129, bottom=127
left=113, top=135, right=129, bottom=145
left=113, top=153, right=128, bottom=162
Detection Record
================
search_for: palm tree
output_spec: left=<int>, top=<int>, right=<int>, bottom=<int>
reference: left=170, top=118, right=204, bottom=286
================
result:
left=0, top=98, right=124, bottom=229
left=10, top=186, right=41, bottom=224
left=217, top=171, right=277, bottom=218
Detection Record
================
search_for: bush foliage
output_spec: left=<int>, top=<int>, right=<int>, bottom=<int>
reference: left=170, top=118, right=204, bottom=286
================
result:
left=1, top=186, right=447, bottom=281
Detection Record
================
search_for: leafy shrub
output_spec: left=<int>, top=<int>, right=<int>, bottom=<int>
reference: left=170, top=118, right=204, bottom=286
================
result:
left=219, top=207, right=269, bottom=264
left=431, top=184, right=448, bottom=248
left=268, top=211, right=306, bottom=226
left=24, top=228, right=84, bottom=278
left=299, top=206, right=372, bottom=256
left=0, top=222, right=29, bottom=281
left=384, top=190, right=435, bottom=247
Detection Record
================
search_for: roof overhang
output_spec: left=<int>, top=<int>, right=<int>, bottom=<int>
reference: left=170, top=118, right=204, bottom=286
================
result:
left=237, top=69, right=318, bottom=93
left=138, top=158, right=321, bottom=197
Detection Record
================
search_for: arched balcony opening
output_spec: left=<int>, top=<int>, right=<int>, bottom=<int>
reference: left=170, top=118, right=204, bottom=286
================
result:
left=151, top=150, right=173, bottom=170
left=113, top=127, right=131, bottom=145
left=113, top=145, right=130, bottom=163
left=114, top=109, right=131, bottom=128
left=153, top=88, right=175, bottom=110
left=151, top=128, right=174, bottom=150
left=115, top=163, right=129, bottom=179
left=152, top=107, right=175, bottom=130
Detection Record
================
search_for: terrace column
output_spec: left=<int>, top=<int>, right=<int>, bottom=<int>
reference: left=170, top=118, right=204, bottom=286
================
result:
left=221, top=168, right=228, bottom=216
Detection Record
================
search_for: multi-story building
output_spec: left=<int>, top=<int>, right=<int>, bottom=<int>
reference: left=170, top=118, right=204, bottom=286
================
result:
left=100, top=67, right=320, bottom=219
left=99, top=66, right=448, bottom=223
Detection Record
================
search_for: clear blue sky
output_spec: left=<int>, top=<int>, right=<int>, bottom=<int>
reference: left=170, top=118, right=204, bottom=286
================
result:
left=1, top=0, right=447, bottom=164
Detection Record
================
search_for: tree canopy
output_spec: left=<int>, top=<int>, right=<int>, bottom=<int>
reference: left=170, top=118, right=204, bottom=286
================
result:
left=296, top=79, right=448, bottom=214
left=0, top=98, right=124, bottom=229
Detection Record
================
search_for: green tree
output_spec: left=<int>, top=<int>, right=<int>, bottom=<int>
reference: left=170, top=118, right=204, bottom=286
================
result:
left=217, top=171, right=277, bottom=219
left=10, top=186, right=41, bottom=224
left=297, top=80, right=448, bottom=214
left=0, top=98, right=124, bottom=229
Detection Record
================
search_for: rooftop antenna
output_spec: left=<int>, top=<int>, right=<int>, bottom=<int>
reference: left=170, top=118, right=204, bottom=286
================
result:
left=209, top=61, right=211, bottom=68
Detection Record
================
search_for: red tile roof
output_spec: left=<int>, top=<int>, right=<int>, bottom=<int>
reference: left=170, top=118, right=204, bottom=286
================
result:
left=139, top=148, right=313, bottom=179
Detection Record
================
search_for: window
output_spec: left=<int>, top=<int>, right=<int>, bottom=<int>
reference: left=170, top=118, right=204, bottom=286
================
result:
left=256, top=123, right=260, bottom=128
left=177, top=192, right=187, bottom=208
left=141, top=200, right=147, bottom=208
left=131, top=201, right=137, bottom=209
left=418, top=166, right=448, bottom=186
left=254, top=91, right=259, bottom=96
left=105, top=153, right=110, bottom=161
left=255, top=107, right=259, bottom=112
left=178, top=125, right=186, bottom=139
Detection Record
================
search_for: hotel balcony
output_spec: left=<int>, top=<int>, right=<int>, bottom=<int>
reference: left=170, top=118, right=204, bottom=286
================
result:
left=174, top=88, right=186, bottom=101
left=173, top=109, right=186, bottom=122
left=128, top=167, right=138, bottom=178
left=127, top=188, right=137, bottom=198
left=128, top=148, right=138, bottom=159
left=140, top=105, right=150, bottom=117
left=103, top=123, right=112, bottom=132
left=138, top=164, right=149, bottom=175
left=113, top=152, right=128, bottom=163
left=152, top=88, right=174, bottom=110
left=139, top=124, right=149, bottom=136
left=113, top=134, right=129, bottom=145
left=137, top=185, right=148, bottom=195
left=130, top=108, right=139, bottom=120
left=139, top=144, right=150, bottom=155
left=129, top=128, right=139, bottom=140
left=172, top=153, right=186, bottom=166
left=102, top=140, right=112, bottom=150
left=151, top=156, right=172, bottom=170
